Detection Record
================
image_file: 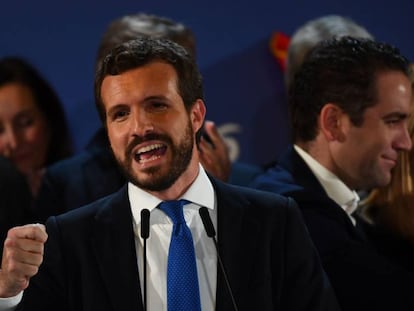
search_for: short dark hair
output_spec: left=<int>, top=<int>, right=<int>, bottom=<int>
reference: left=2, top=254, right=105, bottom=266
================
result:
left=95, top=37, right=203, bottom=124
left=0, top=57, right=73, bottom=164
left=289, top=36, right=410, bottom=143
left=285, top=15, right=373, bottom=89
left=96, top=13, right=196, bottom=68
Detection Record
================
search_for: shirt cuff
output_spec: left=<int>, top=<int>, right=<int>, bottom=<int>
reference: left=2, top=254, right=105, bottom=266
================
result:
left=0, top=291, right=23, bottom=310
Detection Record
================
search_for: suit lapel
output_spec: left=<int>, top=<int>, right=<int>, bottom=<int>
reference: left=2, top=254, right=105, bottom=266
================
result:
left=280, top=146, right=365, bottom=241
left=212, top=180, right=260, bottom=311
left=91, top=186, right=143, bottom=311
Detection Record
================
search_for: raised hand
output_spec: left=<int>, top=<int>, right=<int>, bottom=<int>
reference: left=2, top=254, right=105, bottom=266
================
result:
left=0, top=224, right=48, bottom=297
left=199, top=120, right=231, bottom=182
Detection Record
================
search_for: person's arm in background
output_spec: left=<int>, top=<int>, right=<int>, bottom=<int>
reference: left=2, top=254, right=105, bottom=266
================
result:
left=198, top=120, right=231, bottom=182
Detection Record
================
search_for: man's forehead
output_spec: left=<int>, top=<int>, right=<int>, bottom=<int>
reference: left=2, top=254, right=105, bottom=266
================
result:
left=101, top=63, right=178, bottom=91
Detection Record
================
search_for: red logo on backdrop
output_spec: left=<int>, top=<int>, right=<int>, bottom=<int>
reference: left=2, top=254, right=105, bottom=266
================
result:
left=269, top=32, right=290, bottom=72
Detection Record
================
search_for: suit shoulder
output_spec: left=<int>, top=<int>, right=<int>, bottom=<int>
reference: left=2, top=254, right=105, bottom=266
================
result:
left=241, top=185, right=293, bottom=205
left=214, top=178, right=297, bottom=212
left=50, top=185, right=127, bottom=226
left=45, top=150, right=95, bottom=178
left=250, top=164, right=304, bottom=195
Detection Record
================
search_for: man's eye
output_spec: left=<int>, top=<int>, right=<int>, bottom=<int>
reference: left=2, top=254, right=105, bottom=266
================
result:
left=386, top=118, right=401, bottom=125
left=113, top=110, right=129, bottom=120
left=150, top=102, right=168, bottom=110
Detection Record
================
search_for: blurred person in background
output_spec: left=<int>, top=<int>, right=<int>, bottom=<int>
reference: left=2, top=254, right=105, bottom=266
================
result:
left=284, top=14, right=373, bottom=91
left=0, top=57, right=73, bottom=197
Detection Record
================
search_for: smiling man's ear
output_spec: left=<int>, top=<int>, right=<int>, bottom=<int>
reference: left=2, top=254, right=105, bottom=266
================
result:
left=319, top=103, right=346, bottom=142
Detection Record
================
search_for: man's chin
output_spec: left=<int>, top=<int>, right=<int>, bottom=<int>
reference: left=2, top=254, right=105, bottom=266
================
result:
left=130, top=171, right=176, bottom=192
left=374, top=172, right=392, bottom=188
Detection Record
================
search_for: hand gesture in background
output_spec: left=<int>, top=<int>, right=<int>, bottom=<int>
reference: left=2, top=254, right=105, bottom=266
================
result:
left=199, top=120, right=231, bottom=182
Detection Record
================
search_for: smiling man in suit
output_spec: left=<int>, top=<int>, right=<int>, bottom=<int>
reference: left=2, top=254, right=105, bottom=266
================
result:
left=0, top=37, right=339, bottom=310
left=251, top=36, right=414, bottom=310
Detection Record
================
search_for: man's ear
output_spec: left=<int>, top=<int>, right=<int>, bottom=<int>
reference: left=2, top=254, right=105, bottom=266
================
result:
left=319, top=103, right=346, bottom=142
left=191, top=99, right=206, bottom=133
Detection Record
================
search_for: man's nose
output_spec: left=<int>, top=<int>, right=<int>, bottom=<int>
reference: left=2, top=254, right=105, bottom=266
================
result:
left=396, top=126, right=412, bottom=151
left=132, top=111, right=154, bottom=136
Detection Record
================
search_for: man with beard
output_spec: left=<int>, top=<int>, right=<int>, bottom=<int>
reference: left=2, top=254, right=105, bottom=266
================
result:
left=33, top=13, right=262, bottom=223
left=0, top=38, right=340, bottom=310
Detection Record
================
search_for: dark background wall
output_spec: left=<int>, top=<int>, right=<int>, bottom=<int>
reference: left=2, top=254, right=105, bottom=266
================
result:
left=1, top=0, right=413, bottom=166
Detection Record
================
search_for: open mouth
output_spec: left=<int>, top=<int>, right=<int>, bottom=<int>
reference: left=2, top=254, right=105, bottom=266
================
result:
left=134, top=143, right=167, bottom=164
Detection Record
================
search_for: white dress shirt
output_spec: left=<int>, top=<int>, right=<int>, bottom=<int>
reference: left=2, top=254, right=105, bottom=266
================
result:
left=0, top=165, right=218, bottom=311
left=294, top=145, right=360, bottom=225
left=130, top=164, right=217, bottom=311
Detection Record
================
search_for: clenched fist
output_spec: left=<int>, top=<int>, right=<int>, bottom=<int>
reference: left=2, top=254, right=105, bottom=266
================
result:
left=0, top=224, right=48, bottom=297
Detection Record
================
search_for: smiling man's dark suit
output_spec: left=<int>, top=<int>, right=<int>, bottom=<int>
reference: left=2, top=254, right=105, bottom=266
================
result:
left=250, top=146, right=414, bottom=311
left=17, top=177, right=339, bottom=311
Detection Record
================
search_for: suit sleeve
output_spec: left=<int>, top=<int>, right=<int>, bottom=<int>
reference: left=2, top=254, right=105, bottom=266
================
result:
left=279, top=198, right=340, bottom=311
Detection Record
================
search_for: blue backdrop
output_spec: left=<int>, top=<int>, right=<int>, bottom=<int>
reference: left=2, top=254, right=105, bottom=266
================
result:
left=2, top=0, right=413, bottom=166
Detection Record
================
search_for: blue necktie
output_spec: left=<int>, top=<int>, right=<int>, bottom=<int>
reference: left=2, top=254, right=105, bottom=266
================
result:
left=158, top=200, right=201, bottom=311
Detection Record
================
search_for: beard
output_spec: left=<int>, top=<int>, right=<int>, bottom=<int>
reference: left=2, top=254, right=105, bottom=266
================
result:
left=115, top=121, right=194, bottom=192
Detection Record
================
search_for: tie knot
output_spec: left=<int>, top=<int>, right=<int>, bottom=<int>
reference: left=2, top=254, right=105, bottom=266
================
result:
left=158, top=199, right=191, bottom=224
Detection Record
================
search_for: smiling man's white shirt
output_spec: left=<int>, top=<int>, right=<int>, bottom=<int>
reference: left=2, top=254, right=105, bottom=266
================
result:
left=130, top=164, right=217, bottom=311
left=294, top=145, right=360, bottom=225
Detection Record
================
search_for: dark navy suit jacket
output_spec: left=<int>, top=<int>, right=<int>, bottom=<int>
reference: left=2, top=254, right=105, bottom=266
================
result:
left=250, top=145, right=414, bottom=311
left=19, top=178, right=339, bottom=311
left=33, top=128, right=125, bottom=222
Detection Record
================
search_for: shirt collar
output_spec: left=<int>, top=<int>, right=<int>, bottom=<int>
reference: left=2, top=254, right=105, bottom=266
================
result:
left=294, top=145, right=360, bottom=217
left=128, top=164, right=215, bottom=225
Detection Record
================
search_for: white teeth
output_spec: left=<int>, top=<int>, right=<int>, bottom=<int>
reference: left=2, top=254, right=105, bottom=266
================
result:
left=137, top=143, right=163, bottom=154
left=140, top=155, right=161, bottom=163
